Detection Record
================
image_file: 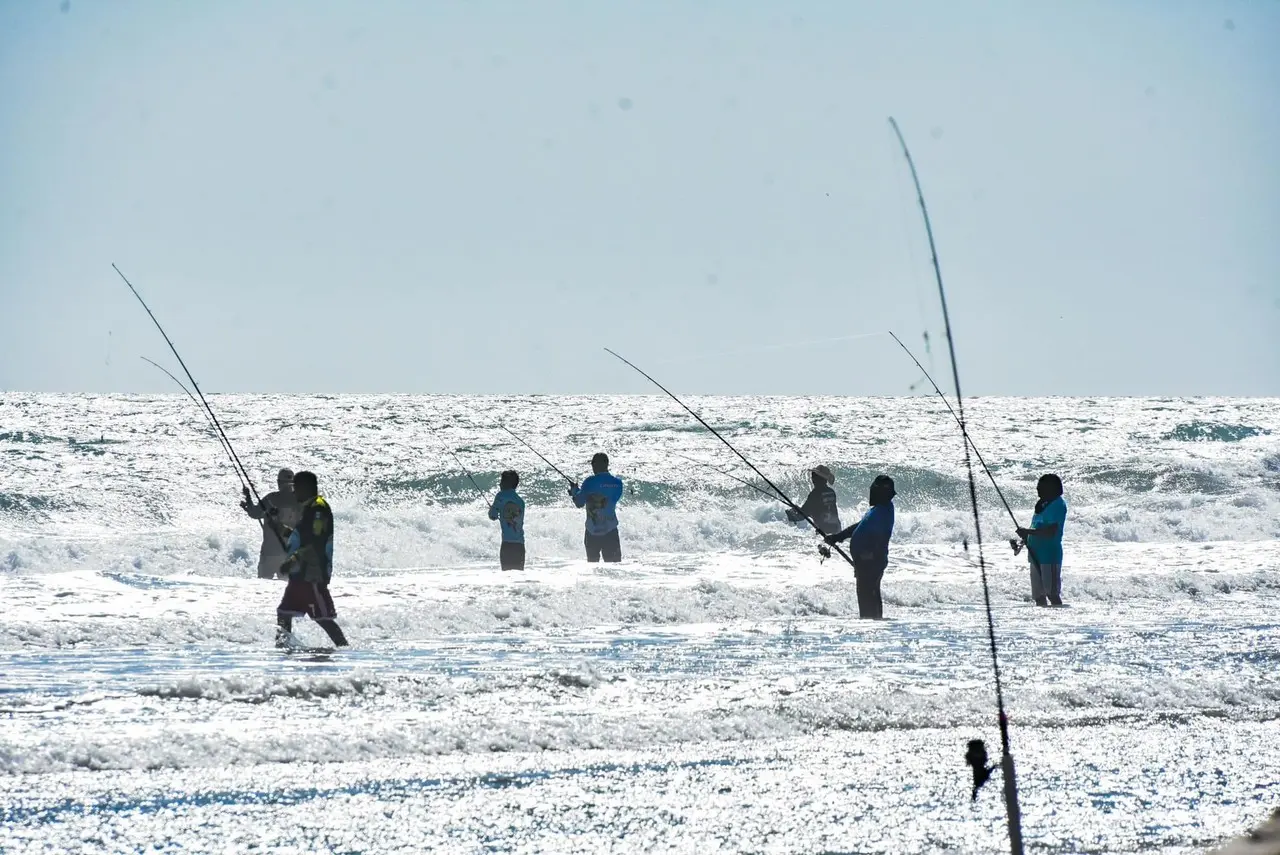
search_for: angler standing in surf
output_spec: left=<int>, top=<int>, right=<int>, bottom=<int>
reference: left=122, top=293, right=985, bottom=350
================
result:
left=489, top=470, right=526, bottom=571
left=786, top=465, right=842, bottom=535
left=276, top=470, right=349, bottom=647
left=568, top=452, right=624, bottom=563
left=825, top=475, right=896, bottom=619
left=1016, top=474, right=1067, bottom=607
left=241, top=468, right=302, bottom=579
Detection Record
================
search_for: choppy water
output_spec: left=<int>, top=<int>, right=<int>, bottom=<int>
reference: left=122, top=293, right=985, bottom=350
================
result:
left=1, top=393, right=1278, bottom=853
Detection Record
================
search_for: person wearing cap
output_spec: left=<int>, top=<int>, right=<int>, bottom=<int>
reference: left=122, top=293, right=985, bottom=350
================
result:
left=568, top=452, right=625, bottom=562
left=241, top=468, right=303, bottom=579
left=825, top=475, right=897, bottom=619
left=787, top=465, right=842, bottom=536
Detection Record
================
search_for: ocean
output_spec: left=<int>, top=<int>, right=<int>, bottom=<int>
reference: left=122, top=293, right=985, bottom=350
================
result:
left=1, top=393, right=1277, bottom=853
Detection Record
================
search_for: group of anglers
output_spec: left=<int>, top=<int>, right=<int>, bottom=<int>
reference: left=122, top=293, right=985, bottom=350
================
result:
left=242, top=457, right=1069, bottom=647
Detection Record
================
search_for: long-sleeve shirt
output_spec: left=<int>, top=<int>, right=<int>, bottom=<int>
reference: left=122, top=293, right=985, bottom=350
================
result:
left=282, top=495, right=335, bottom=583
left=571, top=472, right=624, bottom=536
left=830, top=502, right=895, bottom=570
left=786, top=485, right=842, bottom=535
left=488, top=489, right=526, bottom=544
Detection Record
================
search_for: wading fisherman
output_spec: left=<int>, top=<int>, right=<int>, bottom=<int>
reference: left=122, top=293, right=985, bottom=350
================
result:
left=1016, top=474, right=1067, bottom=607
left=489, top=470, right=526, bottom=571
left=241, top=468, right=302, bottom=579
left=568, top=452, right=624, bottom=563
left=786, top=465, right=842, bottom=535
left=825, top=475, right=896, bottom=619
left=276, top=470, right=349, bottom=647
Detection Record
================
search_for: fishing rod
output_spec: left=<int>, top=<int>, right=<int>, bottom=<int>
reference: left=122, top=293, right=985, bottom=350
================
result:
left=670, top=452, right=780, bottom=503
left=448, top=451, right=492, bottom=504
left=139, top=355, right=289, bottom=553
left=888, top=117, right=1024, bottom=854
left=604, top=348, right=856, bottom=569
left=113, top=264, right=265, bottom=506
left=497, top=425, right=575, bottom=486
left=887, top=333, right=1032, bottom=560
left=141, top=357, right=248, bottom=492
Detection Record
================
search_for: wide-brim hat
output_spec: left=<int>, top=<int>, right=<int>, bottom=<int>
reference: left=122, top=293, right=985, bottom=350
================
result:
left=811, top=465, right=835, bottom=485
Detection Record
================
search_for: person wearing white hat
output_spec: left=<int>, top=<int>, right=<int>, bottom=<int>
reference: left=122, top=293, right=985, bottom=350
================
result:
left=241, top=467, right=303, bottom=579
left=786, top=464, right=842, bottom=536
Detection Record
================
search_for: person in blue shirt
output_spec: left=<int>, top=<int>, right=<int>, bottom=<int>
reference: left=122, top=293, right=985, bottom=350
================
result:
left=824, top=475, right=896, bottom=619
left=568, top=452, right=624, bottom=562
left=489, top=470, right=526, bottom=571
left=1016, top=473, right=1067, bottom=607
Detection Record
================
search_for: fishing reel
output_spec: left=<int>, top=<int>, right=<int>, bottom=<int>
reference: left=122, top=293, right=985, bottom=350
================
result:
left=817, top=544, right=832, bottom=562
left=964, top=739, right=998, bottom=802
left=1009, top=538, right=1023, bottom=557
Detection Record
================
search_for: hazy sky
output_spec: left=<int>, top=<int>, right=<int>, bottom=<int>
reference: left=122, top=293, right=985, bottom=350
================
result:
left=2, top=0, right=1277, bottom=396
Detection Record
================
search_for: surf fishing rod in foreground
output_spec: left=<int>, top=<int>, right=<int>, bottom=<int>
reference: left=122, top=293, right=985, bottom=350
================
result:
left=887, top=333, right=1031, bottom=559
left=888, top=118, right=1024, bottom=854
left=113, top=264, right=266, bottom=506
left=604, top=348, right=856, bottom=569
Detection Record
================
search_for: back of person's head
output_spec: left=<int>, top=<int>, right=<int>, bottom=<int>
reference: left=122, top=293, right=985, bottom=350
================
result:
left=500, top=470, right=519, bottom=490
left=1038, top=473, right=1063, bottom=498
left=293, top=470, right=318, bottom=496
left=591, top=452, right=609, bottom=474
left=870, top=475, right=896, bottom=505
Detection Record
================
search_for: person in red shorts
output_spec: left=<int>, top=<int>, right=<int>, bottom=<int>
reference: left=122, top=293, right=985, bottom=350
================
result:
left=275, top=470, right=349, bottom=648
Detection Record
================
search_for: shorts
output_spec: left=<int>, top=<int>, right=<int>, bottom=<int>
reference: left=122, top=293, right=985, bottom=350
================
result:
left=585, top=529, right=622, bottom=563
left=500, top=542, right=526, bottom=571
left=277, top=578, right=337, bottom=620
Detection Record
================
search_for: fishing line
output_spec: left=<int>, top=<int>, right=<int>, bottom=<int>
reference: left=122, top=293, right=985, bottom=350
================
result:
left=113, top=264, right=264, bottom=505
left=670, top=452, right=780, bottom=503
left=448, top=451, right=492, bottom=504
left=140, top=356, right=248, bottom=493
left=888, top=117, right=1025, bottom=854
left=604, top=348, right=856, bottom=569
left=496, top=425, right=575, bottom=486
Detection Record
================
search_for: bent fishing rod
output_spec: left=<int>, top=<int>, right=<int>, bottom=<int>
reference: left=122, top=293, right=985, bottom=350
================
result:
left=888, top=333, right=1035, bottom=561
left=140, top=356, right=248, bottom=493
left=448, top=451, right=492, bottom=504
left=889, top=117, right=1024, bottom=854
left=141, top=356, right=292, bottom=552
left=604, top=348, right=856, bottom=569
left=113, top=264, right=266, bottom=506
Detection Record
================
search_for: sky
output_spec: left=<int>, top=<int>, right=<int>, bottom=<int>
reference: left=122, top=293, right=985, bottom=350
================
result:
left=1, top=0, right=1277, bottom=396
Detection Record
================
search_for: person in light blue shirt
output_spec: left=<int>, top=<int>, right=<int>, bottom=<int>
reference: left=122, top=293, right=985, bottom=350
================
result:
left=1017, top=473, right=1067, bottom=607
left=825, top=475, right=896, bottom=619
left=568, top=452, right=624, bottom=562
left=488, top=470, right=526, bottom=571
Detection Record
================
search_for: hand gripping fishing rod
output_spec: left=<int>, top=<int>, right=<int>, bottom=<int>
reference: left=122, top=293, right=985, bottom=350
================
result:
left=604, top=348, right=857, bottom=570
left=113, top=264, right=266, bottom=506
left=888, top=333, right=1037, bottom=565
left=448, top=451, right=493, bottom=504
left=888, top=118, right=1024, bottom=854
